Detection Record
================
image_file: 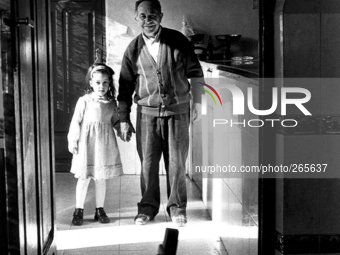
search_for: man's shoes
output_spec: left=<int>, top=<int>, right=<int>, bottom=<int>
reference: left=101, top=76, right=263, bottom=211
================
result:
left=72, top=208, right=84, bottom=226
left=94, top=207, right=110, bottom=223
left=135, top=214, right=151, bottom=225
left=172, top=215, right=187, bottom=227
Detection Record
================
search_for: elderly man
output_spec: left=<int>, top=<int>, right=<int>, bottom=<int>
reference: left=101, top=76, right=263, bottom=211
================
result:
left=118, top=0, right=204, bottom=227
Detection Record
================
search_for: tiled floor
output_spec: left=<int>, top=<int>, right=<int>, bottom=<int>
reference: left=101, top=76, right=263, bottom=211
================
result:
left=56, top=173, right=229, bottom=255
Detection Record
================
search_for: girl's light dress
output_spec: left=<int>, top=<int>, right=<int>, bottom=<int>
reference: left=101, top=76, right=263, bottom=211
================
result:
left=68, top=94, right=123, bottom=180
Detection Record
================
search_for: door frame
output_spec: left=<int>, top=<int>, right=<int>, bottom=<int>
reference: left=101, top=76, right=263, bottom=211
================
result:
left=0, top=0, right=277, bottom=253
left=258, top=0, right=277, bottom=254
left=0, top=0, right=57, bottom=253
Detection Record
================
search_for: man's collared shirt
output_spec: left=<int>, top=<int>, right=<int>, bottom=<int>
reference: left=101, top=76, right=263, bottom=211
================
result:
left=142, top=26, right=162, bottom=63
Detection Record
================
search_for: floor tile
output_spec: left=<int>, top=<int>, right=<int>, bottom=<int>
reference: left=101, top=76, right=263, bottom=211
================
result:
left=119, top=241, right=160, bottom=252
left=119, top=251, right=154, bottom=255
left=62, top=245, right=119, bottom=253
left=56, top=174, right=228, bottom=254
left=64, top=250, right=119, bottom=255
left=176, top=250, right=223, bottom=255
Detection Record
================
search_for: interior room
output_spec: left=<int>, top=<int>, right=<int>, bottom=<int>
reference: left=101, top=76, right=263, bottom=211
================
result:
left=51, top=0, right=259, bottom=254
left=2, top=0, right=340, bottom=254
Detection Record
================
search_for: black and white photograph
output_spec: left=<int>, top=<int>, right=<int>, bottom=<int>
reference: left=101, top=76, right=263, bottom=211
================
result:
left=0, top=0, right=338, bottom=254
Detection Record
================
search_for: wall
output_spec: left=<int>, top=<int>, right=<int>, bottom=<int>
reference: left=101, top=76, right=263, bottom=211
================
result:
left=106, top=0, right=259, bottom=81
left=107, top=0, right=258, bottom=38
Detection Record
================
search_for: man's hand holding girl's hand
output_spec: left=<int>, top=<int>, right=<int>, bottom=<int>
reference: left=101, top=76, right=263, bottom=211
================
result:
left=120, top=122, right=136, bottom=142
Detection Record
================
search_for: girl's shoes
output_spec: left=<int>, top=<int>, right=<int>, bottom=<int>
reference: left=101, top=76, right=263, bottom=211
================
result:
left=72, top=208, right=110, bottom=225
left=72, top=208, right=84, bottom=226
left=94, top=207, right=110, bottom=223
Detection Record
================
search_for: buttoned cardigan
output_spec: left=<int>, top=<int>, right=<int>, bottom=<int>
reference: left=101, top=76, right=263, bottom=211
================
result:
left=118, top=27, right=204, bottom=121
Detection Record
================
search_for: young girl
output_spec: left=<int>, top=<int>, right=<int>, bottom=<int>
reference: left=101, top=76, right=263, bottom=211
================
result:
left=68, top=63, right=123, bottom=226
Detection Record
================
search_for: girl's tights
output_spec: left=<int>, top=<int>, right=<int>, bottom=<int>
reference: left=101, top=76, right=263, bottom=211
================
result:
left=75, top=178, right=106, bottom=209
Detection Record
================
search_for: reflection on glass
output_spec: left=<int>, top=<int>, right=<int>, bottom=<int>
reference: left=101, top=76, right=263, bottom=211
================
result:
left=0, top=52, right=5, bottom=148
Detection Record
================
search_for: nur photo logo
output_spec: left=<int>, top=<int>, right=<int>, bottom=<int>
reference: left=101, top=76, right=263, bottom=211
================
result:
left=196, top=81, right=312, bottom=128
left=196, top=82, right=222, bottom=115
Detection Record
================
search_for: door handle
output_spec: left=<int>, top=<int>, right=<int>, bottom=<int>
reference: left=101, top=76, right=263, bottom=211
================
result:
left=4, top=17, right=34, bottom=28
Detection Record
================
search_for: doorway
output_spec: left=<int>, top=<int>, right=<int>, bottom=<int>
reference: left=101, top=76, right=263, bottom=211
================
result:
left=54, top=0, right=260, bottom=255
left=51, top=0, right=105, bottom=172
left=2, top=1, right=274, bottom=253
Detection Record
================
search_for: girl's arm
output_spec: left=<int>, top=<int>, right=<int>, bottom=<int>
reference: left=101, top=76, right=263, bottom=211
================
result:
left=67, top=97, right=86, bottom=154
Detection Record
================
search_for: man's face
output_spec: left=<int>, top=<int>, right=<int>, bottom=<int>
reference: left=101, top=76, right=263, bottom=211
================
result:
left=136, top=1, right=163, bottom=38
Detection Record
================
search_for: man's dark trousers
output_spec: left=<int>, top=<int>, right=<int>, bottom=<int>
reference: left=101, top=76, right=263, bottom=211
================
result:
left=136, top=111, right=190, bottom=219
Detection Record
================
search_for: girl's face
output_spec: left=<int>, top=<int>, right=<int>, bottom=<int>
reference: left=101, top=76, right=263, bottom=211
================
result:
left=90, top=72, right=110, bottom=98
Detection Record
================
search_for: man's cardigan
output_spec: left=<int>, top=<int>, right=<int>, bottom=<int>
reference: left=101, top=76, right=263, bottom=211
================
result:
left=117, top=27, right=204, bottom=122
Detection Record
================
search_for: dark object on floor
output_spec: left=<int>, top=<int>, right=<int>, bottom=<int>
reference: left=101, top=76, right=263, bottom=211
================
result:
left=157, top=228, right=179, bottom=255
